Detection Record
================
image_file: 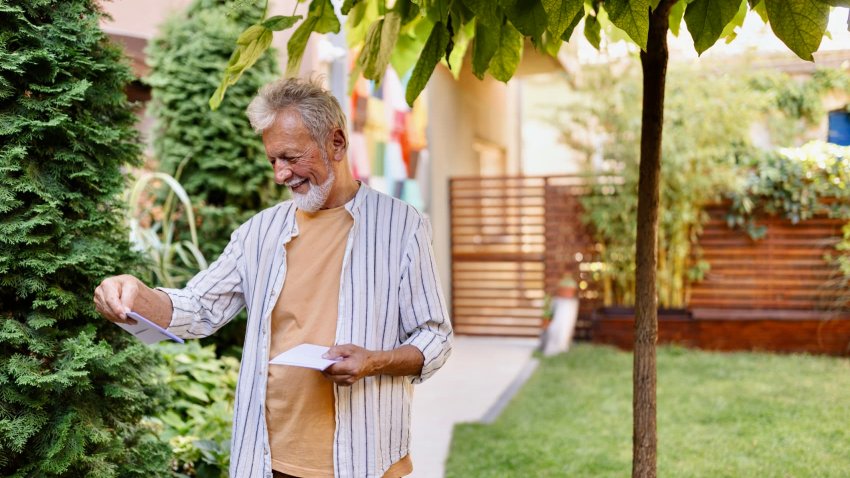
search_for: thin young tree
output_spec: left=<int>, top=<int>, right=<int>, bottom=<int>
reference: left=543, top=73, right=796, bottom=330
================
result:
left=209, top=1, right=843, bottom=475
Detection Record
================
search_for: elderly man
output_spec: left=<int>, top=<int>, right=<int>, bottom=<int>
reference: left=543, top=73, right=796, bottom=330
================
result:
left=94, top=77, right=453, bottom=478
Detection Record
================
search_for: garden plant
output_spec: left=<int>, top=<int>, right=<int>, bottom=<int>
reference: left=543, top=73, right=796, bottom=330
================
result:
left=0, top=1, right=171, bottom=475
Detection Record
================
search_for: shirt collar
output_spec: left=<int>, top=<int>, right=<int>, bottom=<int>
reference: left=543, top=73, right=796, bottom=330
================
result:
left=284, top=181, right=368, bottom=239
left=344, top=180, right=368, bottom=215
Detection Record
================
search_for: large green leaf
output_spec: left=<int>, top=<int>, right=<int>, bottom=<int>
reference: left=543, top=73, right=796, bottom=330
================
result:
left=391, top=17, right=434, bottom=76
left=262, top=15, right=302, bottom=31
left=719, top=0, right=748, bottom=43
left=346, top=0, right=379, bottom=47
left=405, top=21, right=450, bottom=105
left=395, top=0, right=422, bottom=24
left=462, top=0, right=502, bottom=27
left=764, top=0, right=829, bottom=61
left=472, top=17, right=500, bottom=79
left=752, top=0, right=768, bottom=22
left=423, top=0, right=452, bottom=23
left=584, top=14, right=602, bottom=49
left=358, top=11, right=402, bottom=80
left=489, top=20, right=523, bottom=82
left=342, top=0, right=361, bottom=15
left=684, top=0, right=744, bottom=54
left=310, top=0, right=342, bottom=33
left=286, top=0, right=341, bottom=76
left=559, top=7, right=586, bottom=41
left=541, top=0, right=585, bottom=39
left=604, top=0, right=650, bottom=50
left=502, top=0, right=548, bottom=38
left=286, top=17, right=318, bottom=76
left=209, top=27, right=274, bottom=109
left=669, top=0, right=686, bottom=36
left=445, top=18, right=476, bottom=78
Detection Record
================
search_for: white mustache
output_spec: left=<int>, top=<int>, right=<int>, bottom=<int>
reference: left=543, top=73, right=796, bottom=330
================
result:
left=286, top=177, right=307, bottom=188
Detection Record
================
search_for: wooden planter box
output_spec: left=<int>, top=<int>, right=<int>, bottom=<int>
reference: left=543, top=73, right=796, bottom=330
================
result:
left=591, top=307, right=699, bottom=350
left=592, top=307, right=850, bottom=356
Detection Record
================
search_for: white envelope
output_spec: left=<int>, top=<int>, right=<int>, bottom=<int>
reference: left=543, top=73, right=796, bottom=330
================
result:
left=269, top=343, right=340, bottom=371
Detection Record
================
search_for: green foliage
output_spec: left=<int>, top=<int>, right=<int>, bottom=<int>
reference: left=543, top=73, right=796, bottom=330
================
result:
left=212, top=0, right=837, bottom=108
left=446, top=344, right=850, bottom=477
left=150, top=341, right=239, bottom=478
left=684, top=0, right=743, bottom=54
left=570, top=64, right=786, bottom=307
left=749, top=67, right=850, bottom=142
left=727, top=142, right=850, bottom=310
left=127, top=165, right=209, bottom=289
left=286, top=0, right=342, bottom=77
left=727, top=142, right=850, bottom=238
left=0, top=1, right=171, bottom=475
left=571, top=65, right=850, bottom=307
left=558, top=65, right=850, bottom=307
left=146, top=0, right=285, bottom=262
left=764, top=0, right=830, bottom=61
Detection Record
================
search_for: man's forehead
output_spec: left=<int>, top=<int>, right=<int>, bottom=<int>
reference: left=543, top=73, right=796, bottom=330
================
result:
left=262, top=110, right=311, bottom=146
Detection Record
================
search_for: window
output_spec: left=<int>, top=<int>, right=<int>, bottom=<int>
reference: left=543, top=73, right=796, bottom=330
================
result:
left=827, top=108, right=850, bottom=146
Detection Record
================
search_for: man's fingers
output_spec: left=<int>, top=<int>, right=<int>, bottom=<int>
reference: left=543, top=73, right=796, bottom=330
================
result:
left=94, top=277, right=135, bottom=324
left=119, top=279, right=138, bottom=320
left=323, top=343, right=358, bottom=359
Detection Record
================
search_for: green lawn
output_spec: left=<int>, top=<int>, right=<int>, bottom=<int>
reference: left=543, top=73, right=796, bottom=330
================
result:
left=445, top=344, right=850, bottom=477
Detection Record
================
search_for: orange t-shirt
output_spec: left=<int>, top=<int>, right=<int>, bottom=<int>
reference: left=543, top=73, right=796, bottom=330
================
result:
left=265, top=206, right=412, bottom=477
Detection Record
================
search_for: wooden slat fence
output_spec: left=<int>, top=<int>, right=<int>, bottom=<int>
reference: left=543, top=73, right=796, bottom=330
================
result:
left=450, top=176, right=850, bottom=350
left=690, top=204, right=847, bottom=317
left=449, top=175, right=613, bottom=337
left=450, top=177, right=547, bottom=336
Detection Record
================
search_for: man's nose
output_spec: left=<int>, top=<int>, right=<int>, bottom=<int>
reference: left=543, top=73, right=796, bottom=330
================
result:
left=273, top=161, right=292, bottom=184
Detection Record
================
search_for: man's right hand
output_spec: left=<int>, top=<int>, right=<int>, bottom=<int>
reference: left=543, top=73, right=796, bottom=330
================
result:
left=93, top=274, right=143, bottom=324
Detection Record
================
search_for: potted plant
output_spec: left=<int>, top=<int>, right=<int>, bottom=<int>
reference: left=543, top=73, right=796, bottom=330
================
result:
left=556, top=274, right=579, bottom=299
left=541, top=274, right=581, bottom=356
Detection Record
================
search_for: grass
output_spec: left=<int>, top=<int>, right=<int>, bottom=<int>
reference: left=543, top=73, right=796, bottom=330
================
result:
left=444, top=344, right=850, bottom=477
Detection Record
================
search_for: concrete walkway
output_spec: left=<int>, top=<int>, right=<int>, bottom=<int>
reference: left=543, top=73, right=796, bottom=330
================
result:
left=408, top=336, right=540, bottom=478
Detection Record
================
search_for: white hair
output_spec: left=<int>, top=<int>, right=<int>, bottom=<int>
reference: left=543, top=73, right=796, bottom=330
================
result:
left=246, top=76, right=348, bottom=149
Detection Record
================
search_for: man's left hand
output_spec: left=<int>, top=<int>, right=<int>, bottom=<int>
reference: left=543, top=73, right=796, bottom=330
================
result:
left=322, top=344, right=375, bottom=386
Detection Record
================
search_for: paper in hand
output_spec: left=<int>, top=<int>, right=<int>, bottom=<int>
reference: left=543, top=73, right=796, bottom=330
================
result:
left=269, top=343, right=340, bottom=371
left=116, top=311, right=185, bottom=345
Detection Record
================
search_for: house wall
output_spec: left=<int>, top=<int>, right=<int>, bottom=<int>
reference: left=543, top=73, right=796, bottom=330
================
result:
left=427, top=63, right=521, bottom=306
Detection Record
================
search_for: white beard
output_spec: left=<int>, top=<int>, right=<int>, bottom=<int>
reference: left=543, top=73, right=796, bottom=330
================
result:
left=290, top=166, right=335, bottom=212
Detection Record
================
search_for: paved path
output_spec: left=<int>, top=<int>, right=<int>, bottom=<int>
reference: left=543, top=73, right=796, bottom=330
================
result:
left=408, top=336, right=539, bottom=478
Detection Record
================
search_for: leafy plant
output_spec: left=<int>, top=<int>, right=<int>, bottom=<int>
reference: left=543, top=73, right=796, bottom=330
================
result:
left=726, top=142, right=850, bottom=310
left=0, top=1, right=170, bottom=475
left=727, top=141, right=850, bottom=238
left=148, top=341, right=240, bottom=478
left=570, top=64, right=766, bottom=307
left=127, top=158, right=208, bottom=289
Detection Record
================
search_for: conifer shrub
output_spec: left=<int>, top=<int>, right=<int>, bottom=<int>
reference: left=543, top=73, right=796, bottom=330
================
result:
left=0, top=1, right=171, bottom=475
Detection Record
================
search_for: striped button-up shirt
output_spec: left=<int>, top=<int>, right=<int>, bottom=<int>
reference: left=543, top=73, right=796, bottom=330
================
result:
left=158, top=183, right=453, bottom=478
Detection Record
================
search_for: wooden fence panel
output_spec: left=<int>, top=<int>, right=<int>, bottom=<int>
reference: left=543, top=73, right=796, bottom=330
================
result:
left=690, top=205, right=846, bottom=315
left=449, top=176, right=611, bottom=337
left=450, top=177, right=548, bottom=336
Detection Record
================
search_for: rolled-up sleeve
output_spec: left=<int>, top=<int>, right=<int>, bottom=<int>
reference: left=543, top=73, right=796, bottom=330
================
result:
left=399, top=219, right=453, bottom=384
left=157, top=226, right=246, bottom=339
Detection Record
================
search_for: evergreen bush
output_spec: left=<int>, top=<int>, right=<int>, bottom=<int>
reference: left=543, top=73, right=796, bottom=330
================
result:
left=0, top=1, right=171, bottom=476
left=145, top=0, right=284, bottom=262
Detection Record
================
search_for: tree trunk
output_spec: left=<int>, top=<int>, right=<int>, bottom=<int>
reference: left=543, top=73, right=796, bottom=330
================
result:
left=633, top=2, right=675, bottom=477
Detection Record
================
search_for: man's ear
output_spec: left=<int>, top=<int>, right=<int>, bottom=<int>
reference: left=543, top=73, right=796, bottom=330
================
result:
left=330, top=128, right=347, bottom=162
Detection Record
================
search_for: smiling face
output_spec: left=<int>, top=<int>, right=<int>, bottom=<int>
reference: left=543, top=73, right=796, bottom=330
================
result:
left=263, top=109, right=336, bottom=212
